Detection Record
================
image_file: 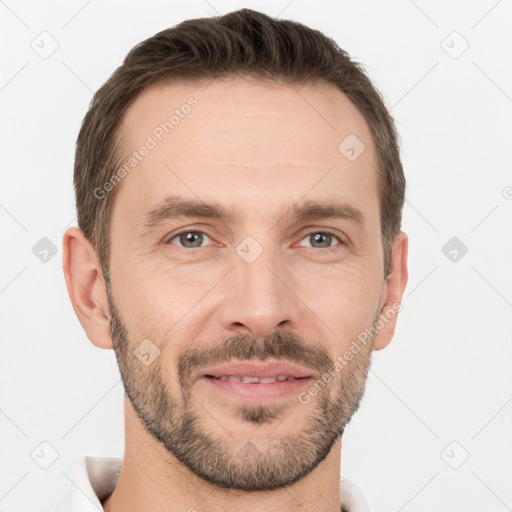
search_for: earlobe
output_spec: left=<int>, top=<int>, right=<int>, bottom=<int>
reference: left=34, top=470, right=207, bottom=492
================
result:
left=62, top=227, right=113, bottom=350
left=373, top=231, right=408, bottom=351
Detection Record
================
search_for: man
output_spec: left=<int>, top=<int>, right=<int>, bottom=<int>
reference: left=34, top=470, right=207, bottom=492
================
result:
left=60, top=7, right=407, bottom=512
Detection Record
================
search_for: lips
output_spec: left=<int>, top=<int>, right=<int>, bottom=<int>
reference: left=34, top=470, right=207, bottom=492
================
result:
left=200, top=361, right=313, bottom=382
left=198, top=361, right=315, bottom=402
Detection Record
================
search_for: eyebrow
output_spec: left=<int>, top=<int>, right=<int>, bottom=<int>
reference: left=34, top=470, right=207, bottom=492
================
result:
left=140, top=194, right=365, bottom=229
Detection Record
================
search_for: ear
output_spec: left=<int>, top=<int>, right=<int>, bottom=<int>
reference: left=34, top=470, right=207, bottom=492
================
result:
left=373, top=231, right=408, bottom=351
left=62, top=227, right=113, bottom=349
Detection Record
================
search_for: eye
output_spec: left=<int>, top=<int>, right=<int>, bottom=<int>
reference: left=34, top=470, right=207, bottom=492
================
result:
left=298, top=231, right=343, bottom=250
left=166, top=230, right=213, bottom=249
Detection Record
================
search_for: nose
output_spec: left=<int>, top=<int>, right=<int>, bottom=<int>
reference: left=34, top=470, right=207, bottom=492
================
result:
left=217, top=241, right=302, bottom=339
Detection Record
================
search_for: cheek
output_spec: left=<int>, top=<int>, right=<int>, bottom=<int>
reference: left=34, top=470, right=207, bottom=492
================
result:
left=112, top=260, right=223, bottom=351
left=297, top=266, right=381, bottom=350
left=112, top=254, right=211, bottom=313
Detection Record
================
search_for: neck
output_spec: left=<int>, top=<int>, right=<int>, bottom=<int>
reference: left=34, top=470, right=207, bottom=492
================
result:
left=102, top=399, right=343, bottom=512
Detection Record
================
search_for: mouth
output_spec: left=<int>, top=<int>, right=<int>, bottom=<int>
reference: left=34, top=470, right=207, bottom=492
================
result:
left=206, top=375, right=306, bottom=383
left=198, top=360, right=315, bottom=401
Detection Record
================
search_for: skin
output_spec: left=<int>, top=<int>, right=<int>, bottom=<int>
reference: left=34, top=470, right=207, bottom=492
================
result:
left=63, top=77, right=408, bottom=512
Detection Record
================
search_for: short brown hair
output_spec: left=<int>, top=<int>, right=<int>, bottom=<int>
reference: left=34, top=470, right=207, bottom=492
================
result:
left=74, top=8, right=405, bottom=276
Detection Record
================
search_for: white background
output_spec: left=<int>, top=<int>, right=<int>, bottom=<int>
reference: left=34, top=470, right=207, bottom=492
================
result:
left=1, top=1, right=512, bottom=511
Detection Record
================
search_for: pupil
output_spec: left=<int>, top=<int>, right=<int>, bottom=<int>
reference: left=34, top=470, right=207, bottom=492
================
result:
left=182, top=232, right=202, bottom=247
left=312, top=233, right=330, bottom=248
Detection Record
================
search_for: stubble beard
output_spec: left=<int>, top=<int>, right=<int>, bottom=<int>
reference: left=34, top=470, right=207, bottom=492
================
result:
left=106, top=285, right=376, bottom=491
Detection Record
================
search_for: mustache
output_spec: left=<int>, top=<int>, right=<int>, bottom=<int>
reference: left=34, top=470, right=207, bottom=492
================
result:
left=177, top=331, right=334, bottom=389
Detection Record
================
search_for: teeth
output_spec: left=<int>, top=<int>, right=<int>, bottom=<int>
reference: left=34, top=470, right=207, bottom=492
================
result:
left=241, top=376, right=260, bottom=383
left=214, top=375, right=294, bottom=383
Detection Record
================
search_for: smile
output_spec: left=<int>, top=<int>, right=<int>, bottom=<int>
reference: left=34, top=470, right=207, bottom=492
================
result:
left=207, top=375, right=308, bottom=383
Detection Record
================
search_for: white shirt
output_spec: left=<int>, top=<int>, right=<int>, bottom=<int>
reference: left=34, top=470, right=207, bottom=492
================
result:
left=54, top=456, right=370, bottom=512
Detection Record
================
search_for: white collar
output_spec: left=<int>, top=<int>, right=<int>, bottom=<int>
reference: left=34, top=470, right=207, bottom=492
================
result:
left=54, top=456, right=370, bottom=512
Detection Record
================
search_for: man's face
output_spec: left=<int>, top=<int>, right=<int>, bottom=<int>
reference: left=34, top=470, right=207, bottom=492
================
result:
left=107, top=77, right=389, bottom=490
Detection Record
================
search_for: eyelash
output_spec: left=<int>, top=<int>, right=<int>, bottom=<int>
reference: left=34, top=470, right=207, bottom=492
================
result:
left=165, top=229, right=344, bottom=252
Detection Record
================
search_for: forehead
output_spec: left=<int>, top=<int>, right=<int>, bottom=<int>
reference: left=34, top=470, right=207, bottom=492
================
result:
left=113, top=77, right=379, bottom=227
